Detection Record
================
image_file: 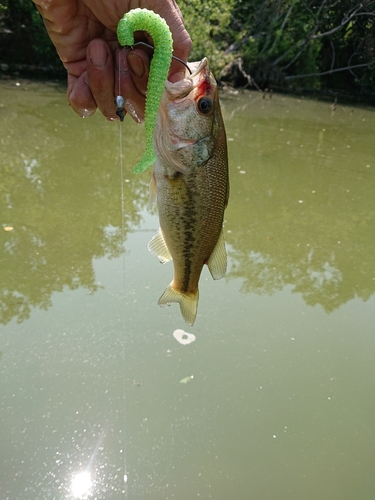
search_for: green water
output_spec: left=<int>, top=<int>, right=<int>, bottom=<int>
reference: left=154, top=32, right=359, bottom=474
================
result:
left=1, top=80, right=375, bottom=500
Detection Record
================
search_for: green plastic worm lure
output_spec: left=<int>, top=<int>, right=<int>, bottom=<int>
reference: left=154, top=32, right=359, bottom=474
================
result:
left=117, top=8, right=173, bottom=174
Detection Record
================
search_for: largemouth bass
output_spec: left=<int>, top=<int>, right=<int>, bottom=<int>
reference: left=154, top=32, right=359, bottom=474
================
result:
left=148, top=57, right=229, bottom=326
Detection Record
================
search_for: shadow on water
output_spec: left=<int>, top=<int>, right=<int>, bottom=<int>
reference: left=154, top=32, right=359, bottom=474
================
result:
left=1, top=82, right=374, bottom=324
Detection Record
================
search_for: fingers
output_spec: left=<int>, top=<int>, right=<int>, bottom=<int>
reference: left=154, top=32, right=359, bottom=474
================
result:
left=119, top=48, right=150, bottom=122
left=150, top=0, right=192, bottom=82
left=66, top=63, right=97, bottom=118
left=86, top=39, right=118, bottom=120
left=66, top=39, right=150, bottom=122
left=66, top=1, right=192, bottom=121
left=87, top=40, right=150, bottom=122
left=66, top=41, right=114, bottom=119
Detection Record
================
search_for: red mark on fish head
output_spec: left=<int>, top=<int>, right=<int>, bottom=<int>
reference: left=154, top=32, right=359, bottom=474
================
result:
left=197, top=77, right=212, bottom=98
left=195, top=76, right=215, bottom=115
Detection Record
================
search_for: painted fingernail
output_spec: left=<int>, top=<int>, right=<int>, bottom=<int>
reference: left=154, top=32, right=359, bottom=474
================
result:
left=89, top=43, right=108, bottom=68
left=127, top=52, right=145, bottom=78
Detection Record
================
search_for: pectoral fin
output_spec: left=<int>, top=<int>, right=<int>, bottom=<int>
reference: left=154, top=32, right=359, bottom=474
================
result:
left=207, top=229, right=227, bottom=280
left=148, top=228, right=172, bottom=264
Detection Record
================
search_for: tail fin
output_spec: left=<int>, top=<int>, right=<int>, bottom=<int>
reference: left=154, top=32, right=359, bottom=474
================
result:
left=158, top=283, right=199, bottom=326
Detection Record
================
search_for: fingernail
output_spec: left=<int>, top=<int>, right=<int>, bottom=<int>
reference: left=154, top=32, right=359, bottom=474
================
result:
left=127, top=52, right=145, bottom=78
left=89, top=43, right=108, bottom=68
left=79, top=108, right=95, bottom=118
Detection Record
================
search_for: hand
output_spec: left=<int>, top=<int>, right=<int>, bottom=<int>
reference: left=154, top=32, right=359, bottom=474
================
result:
left=33, top=0, right=192, bottom=121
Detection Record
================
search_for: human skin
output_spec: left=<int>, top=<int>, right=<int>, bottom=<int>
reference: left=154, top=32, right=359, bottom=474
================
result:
left=32, top=0, right=192, bottom=121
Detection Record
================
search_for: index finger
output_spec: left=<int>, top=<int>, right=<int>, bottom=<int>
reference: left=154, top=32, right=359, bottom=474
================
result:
left=169, top=27, right=192, bottom=83
left=147, top=0, right=192, bottom=82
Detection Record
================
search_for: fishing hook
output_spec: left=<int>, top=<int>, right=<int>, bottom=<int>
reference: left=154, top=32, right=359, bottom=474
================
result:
left=129, top=41, right=192, bottom=74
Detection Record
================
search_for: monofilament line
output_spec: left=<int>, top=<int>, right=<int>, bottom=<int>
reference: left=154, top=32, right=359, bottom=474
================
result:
left=118, top=48, right=126, bottom=234
left=117, top=47, right=129, bottom=494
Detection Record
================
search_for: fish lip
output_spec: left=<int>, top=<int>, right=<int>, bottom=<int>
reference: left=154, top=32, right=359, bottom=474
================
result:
left=165, top=58, right=210, bottom=99
left=188, top=57, right=208, bottom=79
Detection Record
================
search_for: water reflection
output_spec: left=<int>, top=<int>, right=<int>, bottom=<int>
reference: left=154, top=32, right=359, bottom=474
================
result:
left=223, top=91, right=375, bottom=312
left=1, top=82, right=375, bottom=326
left=0, top=80, right=148, bottom=325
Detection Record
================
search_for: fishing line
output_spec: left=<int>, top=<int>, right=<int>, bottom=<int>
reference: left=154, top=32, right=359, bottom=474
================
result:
left=116, top=47, right=129, bottom=494
left=114, top=16, right=189, bottom=489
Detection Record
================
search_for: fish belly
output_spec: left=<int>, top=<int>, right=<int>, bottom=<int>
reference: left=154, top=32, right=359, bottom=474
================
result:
left=152, top=156, right=227, bottom=325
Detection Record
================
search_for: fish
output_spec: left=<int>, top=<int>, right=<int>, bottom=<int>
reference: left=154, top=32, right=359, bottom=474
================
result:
left=148, top=57, right=229, bottom=326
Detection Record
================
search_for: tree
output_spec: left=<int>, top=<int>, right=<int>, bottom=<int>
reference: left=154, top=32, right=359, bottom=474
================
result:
left=0, top=0, right=61, bottom=71
left=0, top=0, right=374, bottom=99
left=217, top=0, right=375, bottom=96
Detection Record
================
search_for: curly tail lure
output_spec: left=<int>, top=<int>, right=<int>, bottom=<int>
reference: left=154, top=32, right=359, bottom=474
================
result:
left=117, top=8, right=173, bottom=174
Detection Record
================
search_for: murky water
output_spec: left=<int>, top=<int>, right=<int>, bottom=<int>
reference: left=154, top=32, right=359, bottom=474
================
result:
left=1, top=79, right=375, bottom=500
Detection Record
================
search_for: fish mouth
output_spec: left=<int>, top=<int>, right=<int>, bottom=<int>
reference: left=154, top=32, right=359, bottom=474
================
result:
left=187, top=58, right=209, bottom=79
left=165, top=58, right=210, bottom=99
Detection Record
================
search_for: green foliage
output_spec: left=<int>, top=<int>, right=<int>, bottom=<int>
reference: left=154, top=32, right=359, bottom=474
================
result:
left=1, top=0, right=374, bottom=98
left=180, top=0, right=236, bottom=74
left=0, top=0, right=61, bottom=69
left=180, top=0, right=375, bottom=97
left=29, top=8, right=60, bottom=64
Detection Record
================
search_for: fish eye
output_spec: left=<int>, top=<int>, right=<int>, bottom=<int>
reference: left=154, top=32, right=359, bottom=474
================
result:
left=197, top=97, right=213, bottom=115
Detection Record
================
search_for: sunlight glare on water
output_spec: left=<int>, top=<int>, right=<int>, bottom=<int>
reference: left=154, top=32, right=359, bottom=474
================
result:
left=71, top=471, right=92, bottom=498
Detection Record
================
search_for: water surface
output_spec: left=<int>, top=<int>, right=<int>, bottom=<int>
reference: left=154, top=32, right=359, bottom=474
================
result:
left=1, top=80, right=375, bottom=500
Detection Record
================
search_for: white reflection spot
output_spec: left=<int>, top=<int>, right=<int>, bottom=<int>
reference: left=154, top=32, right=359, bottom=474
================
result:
left=71, top=471, right=92, bottom=498
left=173, top=329, right=196, bottom=345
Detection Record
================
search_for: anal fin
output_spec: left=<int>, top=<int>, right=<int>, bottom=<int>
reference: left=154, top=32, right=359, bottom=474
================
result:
left=207, top=229, right=227, bottom=280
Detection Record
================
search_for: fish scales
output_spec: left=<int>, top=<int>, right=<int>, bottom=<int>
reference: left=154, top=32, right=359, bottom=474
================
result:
left=148, top=58, right=229, bottom=326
